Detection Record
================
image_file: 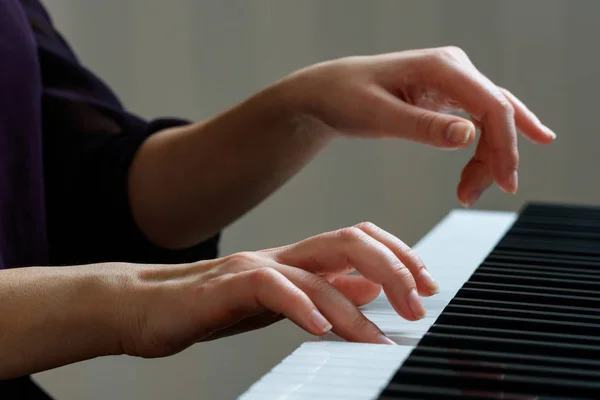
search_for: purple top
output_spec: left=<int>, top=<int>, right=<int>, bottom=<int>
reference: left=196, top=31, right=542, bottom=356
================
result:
left=3, top=0, right=220, bottom=394
left=0, top=0, right=47, bottom=268
left=0, top=0, right=219, bottom=273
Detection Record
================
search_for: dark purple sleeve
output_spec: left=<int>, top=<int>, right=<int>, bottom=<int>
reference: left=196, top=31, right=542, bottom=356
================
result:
left=26, top=1, right=220, bottom=265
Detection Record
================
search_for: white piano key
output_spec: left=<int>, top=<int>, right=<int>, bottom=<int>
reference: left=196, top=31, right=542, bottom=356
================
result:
left=237, top=209, right=517, bottom=400
left=256, top=371, right=393, bottom=387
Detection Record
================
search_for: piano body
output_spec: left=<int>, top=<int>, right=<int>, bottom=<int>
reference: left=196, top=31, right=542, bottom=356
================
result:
left=239, top=203, right=600, bottom=399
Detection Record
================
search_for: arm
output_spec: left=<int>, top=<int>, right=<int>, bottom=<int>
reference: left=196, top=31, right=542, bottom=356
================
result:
left=0, top=264, right=123, bottom=379
left=0, top=222, right=439, bottom=378
left=31, top=2, right=554, bottom=254
left=129, top=50, right=556, bottom=250
left=128, top=82, right=332, bottom=249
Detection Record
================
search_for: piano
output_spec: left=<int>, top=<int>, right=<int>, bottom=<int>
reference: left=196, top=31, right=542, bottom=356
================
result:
left=238, top=202, right=600, bottom=399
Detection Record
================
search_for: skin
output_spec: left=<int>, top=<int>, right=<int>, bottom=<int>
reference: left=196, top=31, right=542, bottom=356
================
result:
left=0, top=222, right=433, bottom=379
left=0, top=46, right=555, bottom=379
left=128, top=46, right=555, bottom=250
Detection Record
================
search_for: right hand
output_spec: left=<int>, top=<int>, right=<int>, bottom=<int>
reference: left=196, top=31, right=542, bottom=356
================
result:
left=117, top=222, right=439, bottom=358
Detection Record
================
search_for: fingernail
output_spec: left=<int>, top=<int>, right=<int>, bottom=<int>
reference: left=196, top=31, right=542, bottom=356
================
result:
left=376, top=334, right=397, bottom=345
left=407, top=289, right=426, bottom=320
left=310, top=309, right=332, bottom=333
left=446, top=122, right=474, bottom=144
left=419, top=269, right=439, bottom=294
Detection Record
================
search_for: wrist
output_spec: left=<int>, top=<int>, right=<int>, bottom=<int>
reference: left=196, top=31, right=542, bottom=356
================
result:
left=0, top=265, right=130, bottom=378
left=273, top=70, right=338, bottom=141
left=74, top=264, right=134, bottom=358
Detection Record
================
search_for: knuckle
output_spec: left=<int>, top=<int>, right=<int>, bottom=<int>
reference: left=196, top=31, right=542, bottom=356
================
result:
left=228, top=251, right=262, bottom=266
left=349, top=312, right=375, bottom=334
left=421, top=51, right=445, bottom=67
left=437, top=45, right=467, bottom=62
left=354, top=221, right=378, bottom=232
left=391, top=260, right=414, bottom=282
left=248, top=267, right=280, bottom=287
left=415, top=110, right=439, bottom=142
left=304, top=274, right=334, bottom=296
left=403, top=247, right=425, bottom=268
left=337, top=226, right=368, bottom=243
left=446, top=45, right=467, bottom=57
left=496, top=97, right=515, bottom=118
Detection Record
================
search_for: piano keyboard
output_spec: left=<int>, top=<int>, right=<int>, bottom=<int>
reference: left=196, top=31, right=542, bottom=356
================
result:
left=238, top=203, right=600, bottom=399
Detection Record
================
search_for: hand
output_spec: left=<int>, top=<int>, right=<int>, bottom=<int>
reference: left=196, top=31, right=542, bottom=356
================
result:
left=285, top=46, right=556, bottom=207
left=119, top=222, right=437, bottom=357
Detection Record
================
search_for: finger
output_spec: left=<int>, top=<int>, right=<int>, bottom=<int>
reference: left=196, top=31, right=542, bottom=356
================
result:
left=353, top=222, right=438, bottom=297
left=278, top=265, right=395, bottom=345
left=331, top=274, right=382, bottom=306
left=500, top=87, right=556, bottom=144
left=273, top=228, right=426, bottom=321
left=457, top=125, right=496, bottom=207
left=204, top=267, right=334, bottom=337
left=397, top=48, right=520, bottom=193
left=369, top=85, right=477, bottom=148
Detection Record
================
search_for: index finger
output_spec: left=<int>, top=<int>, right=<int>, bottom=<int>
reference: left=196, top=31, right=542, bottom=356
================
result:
left=500, top=87, right=556, bottom=144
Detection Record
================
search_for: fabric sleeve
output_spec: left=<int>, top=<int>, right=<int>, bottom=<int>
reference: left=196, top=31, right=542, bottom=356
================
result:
left=27, top=0, right=220, bottom=266
left=42, top=100, right=220, bottom=266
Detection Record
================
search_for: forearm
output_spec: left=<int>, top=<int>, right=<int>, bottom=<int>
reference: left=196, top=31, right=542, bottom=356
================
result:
left=128, top=78, right=332, bottom=249
left=0, top=265, right=125, bottom=379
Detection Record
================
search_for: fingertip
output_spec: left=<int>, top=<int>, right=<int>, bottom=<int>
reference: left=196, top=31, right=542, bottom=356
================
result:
left=407, top=288, right=426, bottom=320
left=375, top=334, right=397, bottom=345
left=445, top=121, right=476, bottom=146
left=522, top=126, right=556, bottom=145
left=309, top=309, right=333, bottom=334
left=418, top=268, right=439, bottom=295
left=542, top=126, right=557, bottom=142
left=385, top=287, right=419, bottom=322
left=498, top=170, right=518, bottom=194
left=456, top=181, right=472, bottom=208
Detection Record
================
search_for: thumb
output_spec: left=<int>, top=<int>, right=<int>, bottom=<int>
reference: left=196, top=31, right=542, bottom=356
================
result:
left=373, top=87, right=476, bottom=148
left=397, top=101, right=476, bottom=148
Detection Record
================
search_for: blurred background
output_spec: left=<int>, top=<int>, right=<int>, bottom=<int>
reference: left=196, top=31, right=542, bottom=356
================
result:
left=33, top=0, right=595, bottom=398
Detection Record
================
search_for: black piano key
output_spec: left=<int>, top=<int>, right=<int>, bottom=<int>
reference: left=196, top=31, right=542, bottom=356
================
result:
left=434, top=312, right=600, bottom=336
left=451, top=297, right=600, bottom=316
left=445, top=303, right=600, bottom=324
left=429, top=324, right=600, bottom=346
left=509, top=227, right=600, bottom=241
left=419, top=332, right=600, bottom=360
left=470, top=271, right=600, bottom=291
left=457, top=287, right=600, bottom=308
left=465, top=280, right=600, bottom=297
left=496, top=237, right=600, bottom=257
left=477, top=265, right=600, bottom=281
left=389, top=365, right=600, bottom=398
left=379, top=383, right=543, bottom=399
left=521, top=202, right=600, bottom=218
left=412, top=346, right=600, bottom=370
left=378, top=202, right=600, bottom=399
left=513, top=215, right=600, bottom=230
left=485, top=250, right=600, bottom=268
left=404, top=355, right=600, bottom=381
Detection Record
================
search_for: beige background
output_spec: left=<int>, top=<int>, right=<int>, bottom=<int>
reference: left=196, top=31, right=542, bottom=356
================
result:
left=33, top=0, right=593, bottom=399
